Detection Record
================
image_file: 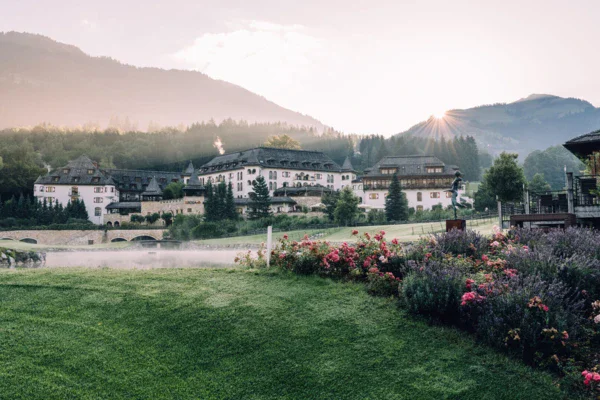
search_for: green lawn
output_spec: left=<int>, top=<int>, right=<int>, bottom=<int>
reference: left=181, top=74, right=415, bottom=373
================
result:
left=0, top=268, right=567, bottom=399
left=195, top=218, right=496, bottom=246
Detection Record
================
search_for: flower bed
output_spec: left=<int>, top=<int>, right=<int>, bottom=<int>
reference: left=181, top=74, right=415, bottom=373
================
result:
left=236, top=226, right=600, bottom=396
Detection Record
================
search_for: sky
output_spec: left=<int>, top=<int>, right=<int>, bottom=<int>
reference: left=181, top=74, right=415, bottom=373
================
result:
left=2, top=0, right=600, bottom=135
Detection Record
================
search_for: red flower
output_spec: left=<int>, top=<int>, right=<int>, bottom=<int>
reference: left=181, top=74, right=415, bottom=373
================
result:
left=283, top=234, right=289, bottom=240
left=481, top=254, right=489, bottom=262
left=391, top=238, right=399, bottom=245
left=352, top=230, right=359, bottom=236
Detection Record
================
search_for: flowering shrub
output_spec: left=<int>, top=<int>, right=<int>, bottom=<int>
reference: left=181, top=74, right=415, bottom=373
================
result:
left=401, top=261, right=465, bottom=323
left=366, top=267, right=401, bottom=297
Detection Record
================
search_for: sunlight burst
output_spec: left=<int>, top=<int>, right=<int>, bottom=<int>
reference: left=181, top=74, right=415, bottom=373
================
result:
left=433, top=110, right=447, bottom=119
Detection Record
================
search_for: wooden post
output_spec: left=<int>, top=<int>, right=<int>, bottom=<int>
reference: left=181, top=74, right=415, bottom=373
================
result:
left=266, top=226, right=272, bottom=268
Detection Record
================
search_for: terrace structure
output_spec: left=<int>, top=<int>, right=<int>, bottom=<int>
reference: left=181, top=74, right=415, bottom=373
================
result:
left=507, top=129, right=600, bottom=228
left=356, top=155, right=467, bottom=211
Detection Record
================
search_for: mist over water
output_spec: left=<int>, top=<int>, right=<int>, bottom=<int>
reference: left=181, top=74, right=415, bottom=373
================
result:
left=44, top=250, right=239, bottom=269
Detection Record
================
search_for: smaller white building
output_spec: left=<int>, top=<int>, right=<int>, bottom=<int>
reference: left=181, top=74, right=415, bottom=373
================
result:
left=355, top=155, right=468, bottom=212
left=34, top=156, right=119, bottom=224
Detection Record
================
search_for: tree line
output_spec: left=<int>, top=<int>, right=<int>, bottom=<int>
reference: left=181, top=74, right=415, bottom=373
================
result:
left=0, top=196, right=89, bottom=228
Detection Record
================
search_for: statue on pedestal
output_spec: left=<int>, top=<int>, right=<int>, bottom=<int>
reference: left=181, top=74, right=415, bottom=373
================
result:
left=445, top=170, right=466, bottom=220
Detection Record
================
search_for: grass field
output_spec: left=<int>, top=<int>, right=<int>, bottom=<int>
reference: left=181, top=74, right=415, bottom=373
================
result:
left=0, top=267, right=566, bottom=399
left=196, top=218, right=496, bottom=246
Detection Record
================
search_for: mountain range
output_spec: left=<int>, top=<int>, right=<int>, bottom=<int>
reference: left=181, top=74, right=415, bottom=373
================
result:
left=0, top=32, right=322, bottom=130
left=2, top=31, right=600, bottom=157
left=398, top=94, right=600, bottom=156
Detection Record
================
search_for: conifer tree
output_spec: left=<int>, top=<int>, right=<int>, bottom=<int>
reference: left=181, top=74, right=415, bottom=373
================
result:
left=334, top=186, right=359, bottom=226
left=215, top=182, right=227, bottom=220
left=385, top=173, right=409, bottom=222
left=204, top=181, right=216, bottom=221
left=248, top=175, right=272, bottom=220
left=225, top=181, right=237, bottom=220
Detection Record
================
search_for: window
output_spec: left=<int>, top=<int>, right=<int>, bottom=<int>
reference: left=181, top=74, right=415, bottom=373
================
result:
left=282, top=171, right=290, bottom=178
left=430, top=192, right=441, bottom=199
left=62, top=169, right=70, bottom=174
left=369, top=193, right=379, bottom=200
left=94, top=187, right=103, bottom=193
left=426, top=167, right=444, bottom=173
left=52, top=176, right=60, bottom=183
left=94, top=207, right=101, bottom=216
left=269, top=182, right=273, bottom=190
left=416, top=192, right=422, bottom=202
left=94, top=197, right=103, bottom=203
left=187, top=208, right=192, bottom=213
left=273, top=182, right=277, bottom=190
left=87, top=169, right=94, bottom=175
left=47, top=197, right=55, bottom=203
left=110, top=187, right=115, bottom=192
left=316, top=173, right=322, bottom=179
left=417, top=205, right=424, bottom=212
left=380, top=168, right=398, bottom=175
left=273, top=171, right=277, bottom=179
left=269, top=171, right=273, bottom=179
left=46, top=186, right=55, bottom=193
left=72, top=177, right=80, bottom=183
left=446, top=191, right=453, bottom=198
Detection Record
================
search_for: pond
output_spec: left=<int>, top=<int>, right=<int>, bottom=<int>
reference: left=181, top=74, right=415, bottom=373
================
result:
left=44, top=250, right=243, bottom=269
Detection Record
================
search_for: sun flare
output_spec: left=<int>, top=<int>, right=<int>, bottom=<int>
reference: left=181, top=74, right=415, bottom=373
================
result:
left=433, top=110, right=447, bottom=119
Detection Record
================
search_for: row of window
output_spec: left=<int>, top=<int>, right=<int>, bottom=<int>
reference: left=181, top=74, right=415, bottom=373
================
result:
left=368, top=192, right=453, bottom=200
left=36, top=186, right=115, bottom=193
left=380, top=167, right=444, bottom=175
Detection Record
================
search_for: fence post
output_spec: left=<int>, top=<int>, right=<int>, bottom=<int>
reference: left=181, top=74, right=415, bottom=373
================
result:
left=566, top=172, right=574, bottom=214
left=497, top=199, right=503, bottom=229
left=524, top=190, right=530, bottom=214
left=266, top=226, right=272, bottom=268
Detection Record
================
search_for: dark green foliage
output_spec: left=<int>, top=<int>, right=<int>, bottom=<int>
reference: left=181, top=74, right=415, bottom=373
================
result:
left=527, top=173, right=551, bottom=194
left=144, top=213, right=160, bottom=225
left=248, top=176, right=272, bottom=220
left=524, top=146, right=584, bottom=190
left=204, top=181, right=237, bottom=222
left=473, top=177, right=498, bottom=211
left=334, top=186, right=359, bottom=226
left=160, top=212, right=173, bottom=226
left=385, top=173, right=408, bottom=222
left=0, top=196, right=88, bottom=227
left=130, top=215, right=145, bottom=224
left=481, top=152, right=526, bottom=203
left=321, top=190, right=339, bottom=221
left=162, top=182, right=184, bottom=200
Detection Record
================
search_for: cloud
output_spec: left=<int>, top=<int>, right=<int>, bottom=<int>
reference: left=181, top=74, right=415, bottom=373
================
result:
left=171, top=20, right=327, bottom=107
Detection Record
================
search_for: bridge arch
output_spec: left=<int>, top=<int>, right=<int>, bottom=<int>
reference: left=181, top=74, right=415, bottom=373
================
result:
left=20, top=238, right=38, bottom=244
left=131, top=235, right=157, bottom=242
left=111, top=237, right=128, bottom=243
left=0, top=237, right=15, bottom=241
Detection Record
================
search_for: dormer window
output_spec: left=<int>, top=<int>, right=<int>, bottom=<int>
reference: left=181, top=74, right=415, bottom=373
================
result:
left=62, top=169, right=70, bottom=174
left=92, top=177, right=100, bottom=183
left=87, top=169, right=94, bottom=175
left=72, top=176, right=80, bottom=183
left=380, top=168, right=398, bottom=175
left=52, top=176, right=60, bottom=183
left=426, top=167, right=444, bottom=173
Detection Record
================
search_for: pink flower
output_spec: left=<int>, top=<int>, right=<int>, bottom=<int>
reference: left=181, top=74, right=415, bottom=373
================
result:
left=364, top=232, right=371, bottom=240
left=593, top=373, right=600, bottom=382
left=283, top=234, right=289, bottom=240
left=562, top=331, right=569, bottom=340
left=465, top=279, right=475, bottom=290
left=542, top=305, right=549, bottom=312
left=391, top=238, right=399, bottom=245
left=481, top=255, right=489, bottom=262
left=380, top=230, right=386, bottom=236
left=352, top=230, right=359, bottom=236
left=522, top=245, right=529, bottom=251
left=582, top=370, right=589, bottom=377
left=490, top=241, right=500, bottom=248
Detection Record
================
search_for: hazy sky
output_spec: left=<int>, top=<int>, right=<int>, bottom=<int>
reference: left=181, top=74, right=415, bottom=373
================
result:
left=2, top=0, right=600, bottom=134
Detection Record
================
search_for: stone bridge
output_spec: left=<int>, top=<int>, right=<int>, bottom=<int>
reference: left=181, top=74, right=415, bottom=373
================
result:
left=0, top=229, right=167, bottom=246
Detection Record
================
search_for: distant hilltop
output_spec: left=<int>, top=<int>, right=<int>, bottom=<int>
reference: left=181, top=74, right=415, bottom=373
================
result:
left=397, top=94, right=600, bottom=156
left=0, top=32, right=323, bottom=131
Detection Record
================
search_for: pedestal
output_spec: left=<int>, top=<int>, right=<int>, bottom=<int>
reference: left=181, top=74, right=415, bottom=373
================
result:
left=446, top=219, right=466, bottom=232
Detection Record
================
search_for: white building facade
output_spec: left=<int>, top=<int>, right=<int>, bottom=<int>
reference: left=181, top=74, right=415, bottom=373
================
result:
left=355, top=155, right=467, bottom=212
left=196, top=147, right=353, bottom=198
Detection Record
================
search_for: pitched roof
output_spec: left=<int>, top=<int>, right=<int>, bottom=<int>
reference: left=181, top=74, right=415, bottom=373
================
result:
left=106, top=169, right=182, bottom=192
left=341, top=156, right=355, bottom=172
left=183, top=161, right=195, bottom=175
left=363, top=155, right=456, bottom=178
left=106, top=201, right=141, bottom=210
left=198, top=147, right=342, bottom=174
left=35, top=154, right=115, bottom=186
left=183, top=170, right=205, bottom=191
left=564, top=129, right=600, bottom=157
left=141, top=176, right=162, bottom=196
